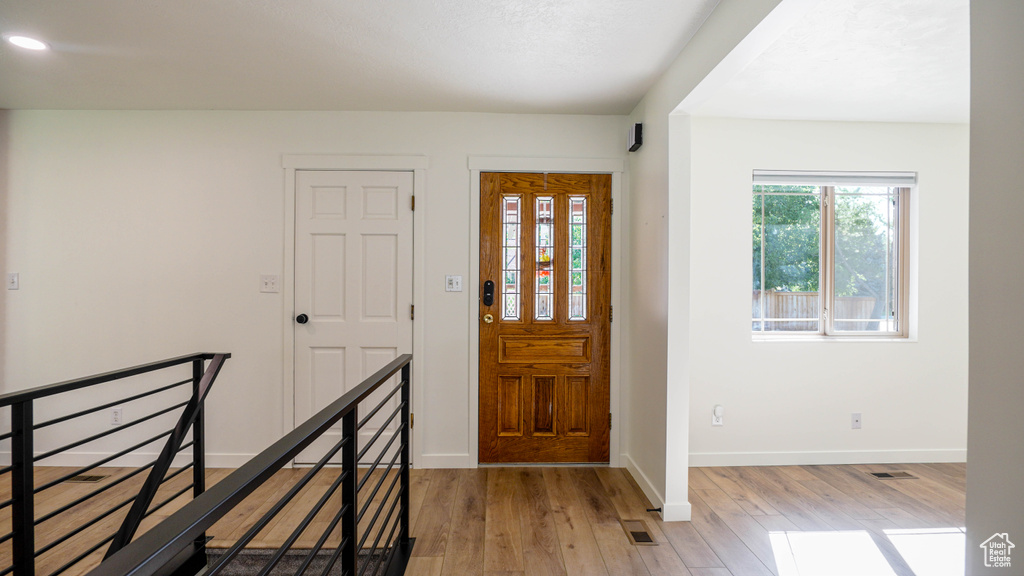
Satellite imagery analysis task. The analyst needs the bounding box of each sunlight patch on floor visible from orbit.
[771,531,897,576]
[885,527,965,576]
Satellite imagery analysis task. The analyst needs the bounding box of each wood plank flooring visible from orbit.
[405,464,966,576]
[1,463,966,576]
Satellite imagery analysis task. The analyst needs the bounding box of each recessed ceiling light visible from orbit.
[6,35,49,51]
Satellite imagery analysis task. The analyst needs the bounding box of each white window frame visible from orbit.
[752,170,913,338]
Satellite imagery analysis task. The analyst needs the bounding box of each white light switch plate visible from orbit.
[7,273,18,290]
[445,275,463,292]
[260,274,280,293]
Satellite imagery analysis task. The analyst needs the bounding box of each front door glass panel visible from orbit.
[535,196,554,321]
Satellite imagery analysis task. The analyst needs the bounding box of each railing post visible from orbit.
[11,401,35,576]
[400,363,411,545]
[341,409,358,574]
[192,358,206,551]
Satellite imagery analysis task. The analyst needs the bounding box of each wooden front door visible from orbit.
[479,172,611,463]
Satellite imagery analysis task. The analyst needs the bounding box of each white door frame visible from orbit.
[468,156,624,467]
[283,155,429,466]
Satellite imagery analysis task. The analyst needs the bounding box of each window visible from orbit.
[752,171,912,337]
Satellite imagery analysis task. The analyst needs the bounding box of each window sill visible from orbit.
[752,334,915,343]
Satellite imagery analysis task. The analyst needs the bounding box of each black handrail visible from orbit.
[88,353,414,576]
[0,353,224,406]
[0,352,231,576]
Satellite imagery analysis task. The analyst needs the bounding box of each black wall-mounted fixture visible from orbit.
[482,280,495,307]
[628,123,643,152]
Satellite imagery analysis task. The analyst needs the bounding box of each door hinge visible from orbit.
[609,305,613,323]
[410,304,415,320]
[609,413,613,430]
[610,198,614,215]
[411,195,415,211]
[411,413,414,429]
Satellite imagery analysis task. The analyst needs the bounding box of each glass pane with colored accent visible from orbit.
[535,196,554,321]
[568,197,587,320]
[502,196,521,320]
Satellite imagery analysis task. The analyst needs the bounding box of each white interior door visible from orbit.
[294,170,413,465]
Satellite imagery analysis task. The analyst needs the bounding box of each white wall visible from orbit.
[2,110,625,467]
[625,0,784,520]
[965,1,1024,573]
[688,117,969,466]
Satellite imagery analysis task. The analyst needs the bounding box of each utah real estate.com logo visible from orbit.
[980,533,1014,568]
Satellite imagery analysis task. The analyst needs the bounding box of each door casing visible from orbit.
[469,156,624,468]
[283,155,428,467]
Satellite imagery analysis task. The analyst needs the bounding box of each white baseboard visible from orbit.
[688,449,967,467]
[622,454,664,512]
[415,453,475,469]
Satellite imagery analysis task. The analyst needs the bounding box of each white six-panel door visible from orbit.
[294,170,413,464]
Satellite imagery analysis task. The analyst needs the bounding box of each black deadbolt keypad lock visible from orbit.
[483,280,495,307]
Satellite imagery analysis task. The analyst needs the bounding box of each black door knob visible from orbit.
[296,314,309,324]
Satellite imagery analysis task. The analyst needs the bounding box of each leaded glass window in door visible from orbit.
[535,196,554,321]
[568,196,587,320]
[502,196,521,320]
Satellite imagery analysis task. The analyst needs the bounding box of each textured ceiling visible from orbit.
[694,0,969,123]
[0,0,718,113]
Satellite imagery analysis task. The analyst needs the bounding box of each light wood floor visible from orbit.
[403,463,966,576]
[1,462,966,576]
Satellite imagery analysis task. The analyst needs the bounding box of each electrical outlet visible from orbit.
[111,407,123,426]
[260,274,280,293]
[7,273,19,290]
[712,405,724,426]
[852,412,862,429]
[445,275,463,292]
[712,414,723,426]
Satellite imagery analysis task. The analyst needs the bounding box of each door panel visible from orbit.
[295,170,412,465]
[479,172,611,463]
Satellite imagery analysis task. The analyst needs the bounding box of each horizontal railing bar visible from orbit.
[0,466,11,476]
[0,498,10,511]
[356,402,405,462]
[34,401,188,463]
[0,565,12,576]
[379,529,402,576]
[0,353,229,407]
[49,530,118,576]
[144,463,196,516]
[89,354,411,576]
[158,462,194,484]
[35,492,136,558]
[36,462,157,525]
[34,379,192,430]
[357,444,403,523]
[315,535,351,576]
[370,514,403,576]
[355,458,403,553]
[356,424,404,493]
[294,502,351,576]
[0,531,11,546]
[357,485,404,576]
[205,437,351,576]
[0,431,11,442]
[255,469,350,576]
[36,430,172,494]
[357,383,403,430]
[142,483,194,519]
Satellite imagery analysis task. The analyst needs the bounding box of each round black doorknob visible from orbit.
[296,314,309,324]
